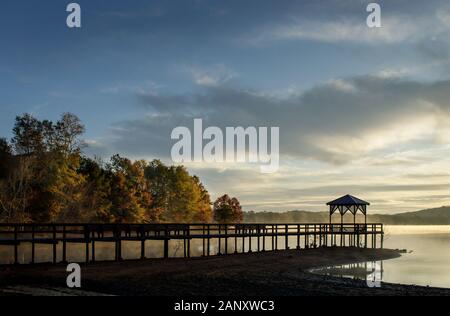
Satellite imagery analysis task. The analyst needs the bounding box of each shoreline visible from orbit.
[1,247,449,296]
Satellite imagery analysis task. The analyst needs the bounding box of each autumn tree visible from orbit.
[106,155,154,223]
[0,113,215,224]
[0,155,34,223]
[213,194,243,223]
[3,113,88,222]
[78,157,112,222]
[145,161,212,223]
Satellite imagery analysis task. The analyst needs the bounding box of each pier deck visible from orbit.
[0,223,383,265]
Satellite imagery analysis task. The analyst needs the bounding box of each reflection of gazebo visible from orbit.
[327,194,370,224]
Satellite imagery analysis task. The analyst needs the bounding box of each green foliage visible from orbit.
[0,113,216,224]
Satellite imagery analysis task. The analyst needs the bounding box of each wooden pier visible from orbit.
[0,223,383,265]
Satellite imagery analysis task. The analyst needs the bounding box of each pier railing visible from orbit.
[0,223,383,265]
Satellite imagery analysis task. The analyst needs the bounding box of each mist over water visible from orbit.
[381,226,450,288]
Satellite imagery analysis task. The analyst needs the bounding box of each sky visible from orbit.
[1,0,450,214]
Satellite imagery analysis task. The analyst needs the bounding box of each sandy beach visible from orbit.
[1,247,449,296]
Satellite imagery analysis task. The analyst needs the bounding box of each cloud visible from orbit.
[241,9,450,45]
[100,81,163,95]
[92,74,450,212]
[107,75,450,166]
[179,64,238,87]
[268,17,421,44]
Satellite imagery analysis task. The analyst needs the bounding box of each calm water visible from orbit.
[381,225,450,288]
[313,225,450,288]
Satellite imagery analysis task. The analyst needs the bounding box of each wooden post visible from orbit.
[115,226,122,261]
[52,225,57,264]
[234,225,238,254]
[248,226,252,253]
[304,225,308,249]
[207,225,211,256]
[257,225,260,252]
[164,225,169,259]
[242,227,245,253]
[313,224,317,248]
[217,225,222,255]
[224,225,228,255]
[285,224,289,250]
[364,223,368,248]
[85,226,90,264]
[14,225,18,265]
[271,225,275,251]
[31,225,35,264]
[275,225,278,250]
[91,239,96,263]
[141,231,146,260]
[319,225,322,247]
[296,224,300,250]
[203,225,206,256]
[187,226,191,258]
[62,225,67,263]
[262,225,266,251]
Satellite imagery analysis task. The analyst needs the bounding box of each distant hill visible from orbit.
[369,206,450,225]
[243,206,450,225]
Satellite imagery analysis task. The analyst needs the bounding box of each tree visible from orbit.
[7,113,88,222]
[213,194,243,223]
[78,157,112,222]
[0,156,34,223]
[107,155,151,223]
[52,113,85,154]
[145,160,212,223]
[192,176,213,222]
[11,114,45,155]
[0,138,12,179]
[1,113,214,224]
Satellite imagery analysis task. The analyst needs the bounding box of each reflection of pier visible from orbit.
[313,261,384,282]
[0,222,384,265]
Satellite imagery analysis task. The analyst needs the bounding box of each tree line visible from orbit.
[0,113,243,224]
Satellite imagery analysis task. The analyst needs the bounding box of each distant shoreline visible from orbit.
[1,247,449,296]
[244,206,450,225]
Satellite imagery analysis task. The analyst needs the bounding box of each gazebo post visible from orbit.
[340,206,343,246]
[364,208,368,248]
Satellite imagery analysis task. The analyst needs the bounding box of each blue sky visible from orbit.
[1,0,450,213]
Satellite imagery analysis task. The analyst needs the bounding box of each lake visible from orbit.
[312,225,450,289]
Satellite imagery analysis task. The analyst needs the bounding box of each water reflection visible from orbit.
[310,261,383,287]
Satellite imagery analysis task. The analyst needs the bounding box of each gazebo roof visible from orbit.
[326,194,370,206]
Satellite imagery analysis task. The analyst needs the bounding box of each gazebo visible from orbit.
[327,194,370,224]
